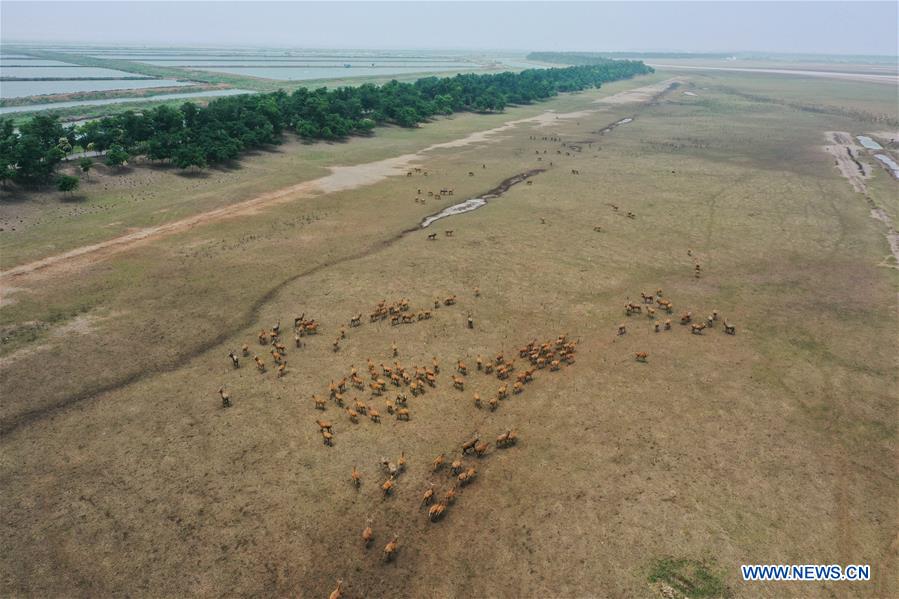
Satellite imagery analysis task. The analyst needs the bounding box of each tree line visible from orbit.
[0,61,653,189]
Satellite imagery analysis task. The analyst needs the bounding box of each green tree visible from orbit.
[56,174,79,197]
[105,145,130,168]
[79,157,94,177]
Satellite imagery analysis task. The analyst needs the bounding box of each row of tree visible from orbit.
[1,61,653,187]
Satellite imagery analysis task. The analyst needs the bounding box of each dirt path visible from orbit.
[0,79,679,292]
[648,64,899,85]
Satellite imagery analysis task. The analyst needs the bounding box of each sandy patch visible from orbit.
[823,131,870,194]
[593,78,684,104]
[647,64,899,85]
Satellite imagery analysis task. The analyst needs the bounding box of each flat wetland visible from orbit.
[0,68,897,598]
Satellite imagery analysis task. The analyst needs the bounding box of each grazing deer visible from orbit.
[484,363,494,375]
[680,311,692,324]
[322,430,333,446]
[228,351,239,369]
[445,230,454,237]
[218,387,231,408]
[313,395,326,410]
[316,419,332,432]
[277,362,287,378]
[385,399,395,415]
[398,452,406,472]
[384,536,399,561]
[462,437,479,454]
[452,376,465,391]
[369,407,380,422]
[362,520,374,547]
[428,502,447,522]
[691,323,706,335]
[254,356,266,372]
[476,355,483,371]
[354,399,367,415]
[351,466,361,487]
[550,359,561,371]
[451,459,463,475]
[467,314,474,329]
[665,319,672,330]
[444,295,456,306]
[241,344,250,357]
[346,408,359,423]
[396,408,410,421]
[427,233,437,241]
[496,430,518,447]
[382,477,395,496]
[647,307,656,319]
[488,397,498,411]
[712,310,719,321]
[329,579,343,599]
[421,484,435,506]
[497,384,508,399]
[457,360,468,375]
[459,467,477,486]
[635,352,648,362]
[432,453,446,472]
[444,485,457,504]
[654,322,661,333]
[258,330,268,345]
[473,392,482,408]
[724,320,736,335]
[512,381,524,394]
[474,442,489,457]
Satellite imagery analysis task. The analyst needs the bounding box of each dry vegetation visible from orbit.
[1,72,897,598]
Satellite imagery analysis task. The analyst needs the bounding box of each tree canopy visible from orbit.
[0,61,653,188]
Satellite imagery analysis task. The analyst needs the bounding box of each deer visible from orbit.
[444,295,456,306]
[724,320,736,335]
[459,467,477,486]
[228,351,239,369]
[219,387,231,408]
[258,330,268,345]
[277,362,287,378]
[396,408,410,421]
[691,323,706,335]
[398,452,407,472]
[457,360,468,375]
[351,466,361,487]
[322,430,333,446]
[329,579,344,599]
[428,502,447,522]
[346,408,359,423]
[473,392,482,408]
[488,397,498,411]
[362,520,374,547]
[462,437,479,454]
[635,352,648,362]
[665,318,672,330]
[497,384,508,399]
[474,441,490,457]
[432,453,446,472]
[382,477,395,496]
[445,230,454,237]
[512,381,524,394]
[369,407,381,423]
[444,485,457,504]
[680,311,692,324]
[241,344,250,357]
[427,233,437,241]
[496,430,517,447]
[421,483,435,506]
[254,356,266,372]
[316,419,333,432]
[384,535,399,561]
[452,376,465,391]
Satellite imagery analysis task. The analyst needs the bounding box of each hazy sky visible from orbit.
[2,1,897,55]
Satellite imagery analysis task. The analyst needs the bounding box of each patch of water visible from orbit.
[682,91,697,96]
[0,88,254,114]
[873,154,899,178]
[421,198,487,228]
[857,135,883,150]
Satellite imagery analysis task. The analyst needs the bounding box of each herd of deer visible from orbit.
[620,288,737,362]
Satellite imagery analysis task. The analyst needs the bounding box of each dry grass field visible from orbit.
[1,71,897,598]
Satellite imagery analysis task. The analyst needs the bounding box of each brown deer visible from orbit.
[444,485,457,504]
[362,520,374,547]
[228,351,239,369]
[635,352,648,362]
[396,408,410,421]
[241,344,250,357]
[254,356,266,372]
[474,441,489,457]
[724,320,736,335]
[428,502,446,521]
[219,387,231,408]
[691,323,706,335]
[384,535,399,561]
[421,483,435,506]
[462,437,479,454]
[496,430,518,447]
[382,477,395,496]
[452,376,465,391]
[432,453,446,472]
[329,579,344,599]
[351,466,361,487]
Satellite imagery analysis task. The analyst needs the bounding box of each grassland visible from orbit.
[1,69,897,598]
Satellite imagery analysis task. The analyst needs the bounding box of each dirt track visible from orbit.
[0,79,681,292]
